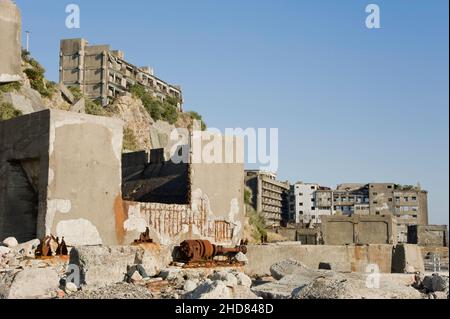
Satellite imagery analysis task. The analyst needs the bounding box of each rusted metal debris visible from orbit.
[179,239,247,264]
[35,235,68,257]
[134,227,153,244]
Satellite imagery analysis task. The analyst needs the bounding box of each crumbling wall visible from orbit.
[0,0,21,83]
[118,201,236,246]
[46,110,123,246]
[409,225,448,247]
[321,215,397,245]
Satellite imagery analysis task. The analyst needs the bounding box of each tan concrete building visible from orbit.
[245,170,289,227]
[0,0,21,83]
[59,38,183,108]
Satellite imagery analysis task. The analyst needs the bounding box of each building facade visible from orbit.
[245,170,289,227]
[287,181,429,243]
[0,0,21,83]
[288,182,333,226]
[59,38,183,108]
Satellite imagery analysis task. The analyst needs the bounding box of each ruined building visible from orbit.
[245,170,289,227]
[287,182,430,243]
[0,110,245,246]
[59,38,183,108]
[0,0,21,83]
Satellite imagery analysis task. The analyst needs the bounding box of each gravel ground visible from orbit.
[65,282,153,299]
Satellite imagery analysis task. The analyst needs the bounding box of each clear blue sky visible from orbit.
[15,0,449,225]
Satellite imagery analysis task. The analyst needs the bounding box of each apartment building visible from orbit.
[287,182,429,243]
[59,38,183,108]
[245,170,290,227]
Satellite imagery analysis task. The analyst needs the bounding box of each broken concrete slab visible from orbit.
[6,268,60,299]
[69,97,85,114]
[58,83,75,104]
[270,259,309,280]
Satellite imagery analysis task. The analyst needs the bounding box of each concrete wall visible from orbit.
[244,243,393,276]
[1,109,124,245]
[0,111,50,242]
[321,215,397,245]
[0,0,21,83]
[410,225,448,247]
[47,110,123,246]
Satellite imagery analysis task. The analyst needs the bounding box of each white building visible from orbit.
[288,182,334,226]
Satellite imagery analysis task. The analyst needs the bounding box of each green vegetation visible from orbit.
[0,102,22,121]
[123,128,140,151]
[0,82,22,93]
[68,86,83,100]
[130,83,179,124]
[85,98,107,116]
[244,186,267,242]
[187,111,207,131]
[23,53,56,98]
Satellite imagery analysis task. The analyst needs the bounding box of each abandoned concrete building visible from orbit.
[245,170,289,227]
[0,109,245,246]
[0,0,21,83]
[59,38,183,108]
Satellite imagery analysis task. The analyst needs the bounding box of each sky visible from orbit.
[14,0,449,225]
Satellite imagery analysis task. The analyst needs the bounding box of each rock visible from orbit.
[65,282,78,294]
[0,246,11,256]
[7,268,60,299]
[13,239,40,258]
[252,281,298,299]
[183,279,199,292]
[231,285,260,299]
[209,271,238,287]
[184,280,232,299]
[292,273,424,299]
[2,237,18,248]
[130,271,143,283]
[422,274,449,293]
[70,245,171,288]
[233,252,249,265]
[235,272,252,288]
[270,259,308,280]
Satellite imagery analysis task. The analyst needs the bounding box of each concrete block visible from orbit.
[7,268,60,299]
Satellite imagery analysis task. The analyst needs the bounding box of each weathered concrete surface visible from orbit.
[0,0,21,83]
[321,215,397,245]
[69,244,172,288]
[244,243,393,276]
[392,244,425,274]
[5,268,60,299]
[0,109,124,245]
[409,225,448,247]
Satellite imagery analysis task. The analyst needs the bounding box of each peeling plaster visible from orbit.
[56,218,102,246]
[228,198,242,244]
[45,199,71,235]
[123,204,147,233]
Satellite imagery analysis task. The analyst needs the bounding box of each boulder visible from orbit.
[235,272,252,288]
[65,282,78,295]
[270,259,309,280]
[233,252,249,265]
[183,279,199,292]
[2,237,18,248]
[292,273,424,299]
[7,268,60,299]
[184,280,232,299]
[13,239,40,258]
[0,246,11,256]
[209,271,238,287]
[422,274,449,293]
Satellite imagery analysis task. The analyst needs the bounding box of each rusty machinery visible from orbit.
[35,235,68,257]
[179,240,247,264]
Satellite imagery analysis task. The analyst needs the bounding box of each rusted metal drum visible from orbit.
[180,240,216,261]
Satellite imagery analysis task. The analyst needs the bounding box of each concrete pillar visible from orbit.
[0,0,22,83]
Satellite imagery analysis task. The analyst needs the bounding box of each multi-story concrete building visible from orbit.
[59,38,183,108]
[288,182,333,226]
[245,170,289,227]
[287,181,429,243]
[0,0,21,83]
